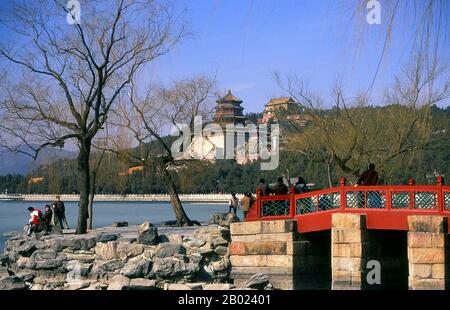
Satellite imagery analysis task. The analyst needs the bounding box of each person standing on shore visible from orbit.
[54,196,69,229]
[228,193,239,215]
[240,192,255,219]
[43,205,53,232]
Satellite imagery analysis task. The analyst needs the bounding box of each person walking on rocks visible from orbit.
[54,195,69,229]
[228,192,239,215]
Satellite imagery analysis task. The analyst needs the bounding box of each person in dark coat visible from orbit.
[228,193,239,215]
[256,178,271,196]
[54,195,69,229]
[357,163,379,186]
[272,177,288,195]
[294,177,309,194]
[43,204,53,232]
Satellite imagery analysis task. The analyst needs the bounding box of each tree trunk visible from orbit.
[326,163,333,188]
[76,139,91,234]
[157,162,192,226]
[87,170,96,230]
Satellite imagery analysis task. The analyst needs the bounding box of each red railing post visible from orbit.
[339,178,346,210]
[386,189,392,210]
[408,178,415,209]
[437,176,444,212]
[289,186,296,217]
[256,188,262,219]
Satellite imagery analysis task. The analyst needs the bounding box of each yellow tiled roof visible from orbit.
[266,97,295,106]
[218,90,242,103]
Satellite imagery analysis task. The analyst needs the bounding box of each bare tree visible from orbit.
[346,0,448,92]
[110,76,216,226]
[0,0,185,233]
[274,53,449,186]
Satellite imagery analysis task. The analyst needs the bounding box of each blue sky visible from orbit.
[0,0,448,112]
[149,0,449,112]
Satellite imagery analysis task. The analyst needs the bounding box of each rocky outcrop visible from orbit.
[210,213,240,227]
[0,276,27,290]
[1,219,273,290]
[137,222,158,245]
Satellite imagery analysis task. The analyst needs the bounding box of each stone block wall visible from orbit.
[407,215,449,290]
[331,213,367,290]
[229,220,330,289]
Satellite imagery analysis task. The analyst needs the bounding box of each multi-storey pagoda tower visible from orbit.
[214,90,246,126]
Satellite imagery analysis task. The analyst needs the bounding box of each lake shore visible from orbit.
[0,214,272,290]
[0,193,237,203]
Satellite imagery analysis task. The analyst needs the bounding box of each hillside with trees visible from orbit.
[1,105,448,195]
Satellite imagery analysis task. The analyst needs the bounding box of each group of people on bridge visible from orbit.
[27,196,69,236]
[227,163,380,217]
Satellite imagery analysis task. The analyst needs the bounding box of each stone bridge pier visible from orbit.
[229,214,449,290]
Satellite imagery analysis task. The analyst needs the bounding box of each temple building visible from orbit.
[214,90,246,126]
[260,97,308,125]
[183,90,259,164]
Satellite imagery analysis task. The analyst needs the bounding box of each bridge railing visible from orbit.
[246,176,450,222]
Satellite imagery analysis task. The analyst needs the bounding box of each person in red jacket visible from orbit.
[27,207,43,236]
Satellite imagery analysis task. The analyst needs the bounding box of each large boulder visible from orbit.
[154,243,186,259]
[210,213,240,227]
[208,234,229,248]
[129,278,158,290]
[65,252,96,263]
[27,250,66,270]
[5,239,25,254]
[192,225,230,241]
[120,257,152,278]
[117,242,144,260]
[65,260,93,277]
[167,234,183,244]
[91,259,124,275]
[17,240,37,257]
[94,241,117,260]
[137,222,158,245]
[182,236,207,248]
[0,276,27,290]
[78,237,97,250]
[151,257,199,279]
[42,236,96,252]
[96,234,118,243]
[107,275,130,290]
[241,273,270,289]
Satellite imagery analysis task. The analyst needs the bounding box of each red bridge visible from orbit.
[246,176,450,233]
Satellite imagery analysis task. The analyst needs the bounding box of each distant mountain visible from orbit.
[0,147,76,175]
